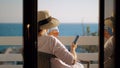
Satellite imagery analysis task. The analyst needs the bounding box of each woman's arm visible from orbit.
[50,36,76,65]
[70,43,77,64]
[104,36,114,62]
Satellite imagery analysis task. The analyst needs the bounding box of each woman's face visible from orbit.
[104,29,111,39]
[48,30,59,37]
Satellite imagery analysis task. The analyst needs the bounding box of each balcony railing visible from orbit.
[0,36,98,68]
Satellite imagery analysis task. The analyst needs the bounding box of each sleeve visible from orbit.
[104,36,114,62]
[49,36,75,65]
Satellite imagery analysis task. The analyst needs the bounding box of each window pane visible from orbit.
[0,0,23,67]
[38,0,99,68]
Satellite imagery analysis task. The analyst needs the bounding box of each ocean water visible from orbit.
[0,23,98,36]
[0,23,22,36]
[59,23,98,36]
[0,23,98,53]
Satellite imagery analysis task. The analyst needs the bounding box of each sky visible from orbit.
[0,0,99,23]
[0,0,23,23]
[38,0,99,23]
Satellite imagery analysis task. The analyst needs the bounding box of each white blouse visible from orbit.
[38,35,84,68]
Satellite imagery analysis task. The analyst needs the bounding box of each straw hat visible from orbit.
[37,10,59,30]
[104,16,114,35]
[104,16,114,29]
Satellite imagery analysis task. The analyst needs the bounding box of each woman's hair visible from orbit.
[38,24,42,33]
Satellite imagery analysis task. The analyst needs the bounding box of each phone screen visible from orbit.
[73,35,79,44]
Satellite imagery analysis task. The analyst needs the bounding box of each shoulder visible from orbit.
[38,35,55,39]
[107,36,114,43]
[47,35,58,41]
[39,35,60,42]
[49,36,62,44]
[104,36,114,48]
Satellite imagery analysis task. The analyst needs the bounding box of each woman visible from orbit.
[37,10,84,68]
[104,16,115,68]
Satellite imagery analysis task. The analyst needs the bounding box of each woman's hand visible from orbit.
[71,43,77,50]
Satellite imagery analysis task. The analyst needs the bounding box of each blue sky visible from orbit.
[38,0,99,23]
[0,0,99,23]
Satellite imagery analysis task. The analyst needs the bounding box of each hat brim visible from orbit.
[40,18,59,29]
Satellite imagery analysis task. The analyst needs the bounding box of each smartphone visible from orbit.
[73,35,79,44]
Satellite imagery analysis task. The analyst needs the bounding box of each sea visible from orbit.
[0,23,98,36]
[0,23,98,53]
